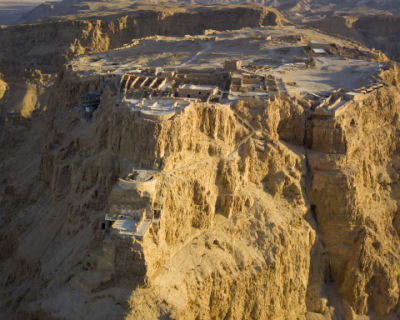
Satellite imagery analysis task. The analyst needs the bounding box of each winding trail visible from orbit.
[227,108,261,157]
[177,42,212,69]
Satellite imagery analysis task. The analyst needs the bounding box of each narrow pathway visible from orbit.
[227,129,260,158]
[231,108,257,131]
[177,42,212,69]
[276,78,287,95]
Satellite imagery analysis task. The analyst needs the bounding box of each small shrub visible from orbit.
[309,57,317,68]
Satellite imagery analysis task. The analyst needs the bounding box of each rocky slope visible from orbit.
[0,68,322,320]
[1,44,400,320]
[2,4,400,319]
[309,66,400,318]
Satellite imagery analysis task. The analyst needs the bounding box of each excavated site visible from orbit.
[2,3,400,320]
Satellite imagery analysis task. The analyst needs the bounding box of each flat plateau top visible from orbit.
[70,26,383,95]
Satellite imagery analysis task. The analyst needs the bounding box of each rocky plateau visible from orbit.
[1,2,400,320]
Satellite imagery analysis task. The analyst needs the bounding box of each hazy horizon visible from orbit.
[0,0,61,4]
[0,0,56,25]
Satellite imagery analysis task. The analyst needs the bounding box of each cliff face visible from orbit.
[2,27,400,320]
[0,66,316,319]
[90,84,321,319]
[311,16,357,39]
[0,6,286,78]
[309,73,400,317]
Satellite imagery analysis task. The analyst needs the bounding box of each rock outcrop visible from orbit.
[309,67,400,317]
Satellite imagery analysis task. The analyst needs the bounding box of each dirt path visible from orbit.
[276,78,287,95]
[177,42,212,69]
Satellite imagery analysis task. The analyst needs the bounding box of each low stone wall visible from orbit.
[140,110,175,121]
[117,176,157,192]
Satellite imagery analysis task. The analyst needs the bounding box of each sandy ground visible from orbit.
[71,26,380,95]
[278,58,382,95]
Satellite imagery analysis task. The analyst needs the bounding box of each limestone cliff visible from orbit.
[309,67,400,318]
[3,42,400,320]
[0,66,321,319]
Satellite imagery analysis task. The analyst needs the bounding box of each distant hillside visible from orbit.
[16,0,400,25]
[0,2,42,26]
[312,14,400,62]
[0,5,288,77]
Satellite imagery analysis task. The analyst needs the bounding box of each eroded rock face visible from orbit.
[310,67,400,317]
[96,103,245,171]
[2,58,400,320]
